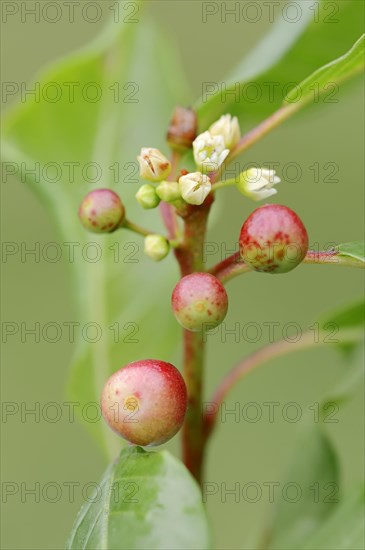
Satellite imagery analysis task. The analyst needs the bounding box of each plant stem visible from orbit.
[209,251,252,282]
[122,219,151,237]
[304,249,364,268]
[204,328,363,439]
[229,104,298,160]
[182,329,205,483]
[209,249,364,284]
[160,150,181,239]
[174,198,213,484]
[212,178,236,191]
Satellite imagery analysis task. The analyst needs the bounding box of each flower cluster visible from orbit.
[78,110,283,263]
[136,114,240,209]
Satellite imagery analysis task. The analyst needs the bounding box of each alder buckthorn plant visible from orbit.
[2,2,364,549]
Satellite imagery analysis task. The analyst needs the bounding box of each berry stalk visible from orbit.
[210,248,365,285]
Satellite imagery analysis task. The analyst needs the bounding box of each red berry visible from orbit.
[239,204,309,274]
[101,360,187,446]
[172,273,228,332]
[78,189,125,233]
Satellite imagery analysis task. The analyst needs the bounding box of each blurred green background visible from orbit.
[1,1,364,549]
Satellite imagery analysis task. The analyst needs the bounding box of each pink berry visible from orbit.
[78,189,125,233]
[172,273,228,332]
[239,204,309,274]
[101,360,187,446]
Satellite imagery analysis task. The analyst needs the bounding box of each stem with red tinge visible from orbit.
[209,249,364,284]
[174,198,213,484]
[204,328,363,439]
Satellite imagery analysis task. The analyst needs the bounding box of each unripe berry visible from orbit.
[172,273,228,332]
[239,204,309,274]
[101,360,187,446]
[78,189,125,233]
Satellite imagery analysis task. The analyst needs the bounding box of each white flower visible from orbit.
[137,148,171,182]
[237,168,281,201]
[179,172,212,205]
[209,114,240,149]
[193,131,229,173]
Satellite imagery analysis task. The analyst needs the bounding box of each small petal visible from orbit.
[193,131,230,172]
[236,167,281,201]
[137,148,171,182]
[179,172,212,205]
[248,188,278,201]
[209,114,241,149]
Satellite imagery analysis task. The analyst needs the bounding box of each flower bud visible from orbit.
[237,167,281,201]
[78,189,125,233]
[179,172,211,205]
[137,148,171,182]
[209,114,240,149]
[167,106,198,150]
[193,131,229,173]
[144,234,170,261]
[135,184,160,209]
[156,181,181,202]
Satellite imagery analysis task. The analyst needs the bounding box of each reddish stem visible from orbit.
[204,328,363,439]
[159,150,181,239]
[174,198,213,484]
[209,249,364,284]
[229,104,298,161]
[209,251,252,282]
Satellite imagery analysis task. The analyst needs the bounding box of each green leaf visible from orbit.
[269,427,339,549]
[284,34,364,104]
[66,446,211,550]
[195,0,317,125]
[196,0,364,127]
[336,241,365,265]
[300,486,365,550]
[1,8,189,455]
[314,300,364,437]
[318,299,364,332]
[317,298,365,355]
[268,299,364,549]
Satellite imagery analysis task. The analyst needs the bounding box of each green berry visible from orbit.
[239,204,309,273]
[171,272,228,332]
[78,189,125,233]
[101,359,187,446]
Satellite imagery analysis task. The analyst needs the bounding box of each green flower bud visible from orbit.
[156,181,181,202]
[144,234,170,261]
[135,184,160,209]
